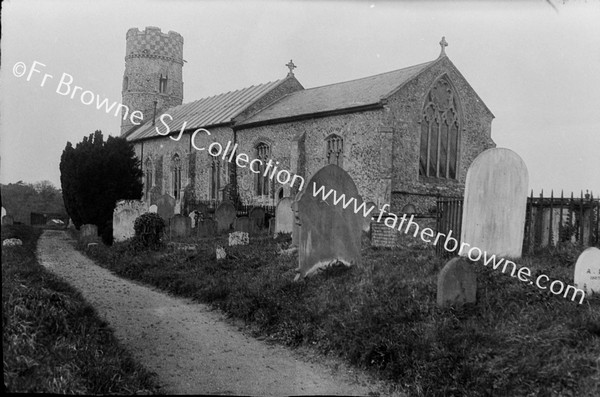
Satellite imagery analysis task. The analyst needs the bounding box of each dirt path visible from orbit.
[36,230,392,395]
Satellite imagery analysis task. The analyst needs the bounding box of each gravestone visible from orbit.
[149,204,158,213]
[275,197,294,235]
[268,217,276,237]
[215,201,236,232]
[190,203,209,222]
[297,164,363,279]
[154,194,176,222]
[229,231,249,246]
[1,207,6,219]
[460,148,529,258]
[574,247,600,297]
[437,257,477,307]
[170,214,191,238]
[216,246,226,260]
[2,215,14,225]
[196,219,217,238]
[249,207,266,230]
[80,224,98,242]
[401,203,416,214]
[3,238,23,247]
[189,211,199,228]
[234,216,252,234]
[113,200,146,242]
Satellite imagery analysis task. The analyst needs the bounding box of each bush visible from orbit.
[133,213,165,250]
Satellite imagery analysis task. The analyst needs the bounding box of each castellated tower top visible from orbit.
[125,26,184,65]
[121,26,184,136]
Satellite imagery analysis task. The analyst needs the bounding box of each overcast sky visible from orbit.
[1,0,599,196]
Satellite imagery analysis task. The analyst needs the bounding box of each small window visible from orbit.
[171,154,182,200]
[159,74,168,94]
[210,153,220,200]
[144,158,153,195]
[326,134,343,167]
[123,76,129,91]
[255,142,271,197]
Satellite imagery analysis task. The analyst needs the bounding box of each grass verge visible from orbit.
[81,233,600,396]
[2,225,160,394]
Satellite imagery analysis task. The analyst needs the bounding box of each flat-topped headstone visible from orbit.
[437,257,477,307]
[154,194,176,222]
[574,247,600,297]
[170,214,191,238]
[196,219,217,237]
[229,231,249,246]
[460,148,529,258]
[2,215,14,225]
[113,200,146,242]
[248,207,266,230]
[275,197,294,235]
[297,164,363,279]
[215,201,236,232]
[234,216,252,234]
[80,224,98,242]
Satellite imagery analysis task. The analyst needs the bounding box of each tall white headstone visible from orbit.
[460,148,529,258]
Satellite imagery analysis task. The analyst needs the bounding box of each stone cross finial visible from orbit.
[286,59,296,76]
[439,36,448,57]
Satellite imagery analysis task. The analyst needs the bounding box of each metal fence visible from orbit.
[435,196,464,257]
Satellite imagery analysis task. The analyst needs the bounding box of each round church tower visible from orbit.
[121,26,184,135]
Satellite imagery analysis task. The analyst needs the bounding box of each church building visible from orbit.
[122,27,495,214]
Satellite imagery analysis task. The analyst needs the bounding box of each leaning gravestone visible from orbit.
[574,247,600,297]
[297,164,363,279]
[113,200,146,242]
[170,214,191,238]
[437,257,477,307]
[248,207,266,231]
[215,201,236,232]
[275,197,294,235]
[2,215,14,225]
[460,148,529,258]
[234,216,252,234]
[154,194,176,222]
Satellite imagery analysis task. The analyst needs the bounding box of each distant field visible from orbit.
[2,225,160,394]
[79,231,600,396]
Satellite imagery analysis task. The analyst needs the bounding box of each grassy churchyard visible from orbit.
[2,225,160,394]
[78,229,600,396]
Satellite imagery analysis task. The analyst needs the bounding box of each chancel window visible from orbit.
[326,134,343,167]
[159,74,168,94]
[255,142,271,197]
[144,158,153,195]
[171,154,182,200]
[419,77,460,179]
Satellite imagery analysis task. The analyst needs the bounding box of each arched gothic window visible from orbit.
[326,134,343,167]
[159,73,168,94]
[209,147,221,200]
[171,154,182,200]
[255,142,271,197]
[419,77,460,179]
[144,158,153,195]
[123,76,129,91]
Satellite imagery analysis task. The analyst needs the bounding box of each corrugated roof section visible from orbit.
[238,60,436,126]
[127,79,282,141]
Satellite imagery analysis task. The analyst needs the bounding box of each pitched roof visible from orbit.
[126,79,283,141]
[237,60,436,127]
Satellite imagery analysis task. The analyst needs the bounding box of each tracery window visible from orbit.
[326,134,343,167]
[171,154,182,200]
[255,142,271,197]
[144,158,153,195]
[419,77,460,179]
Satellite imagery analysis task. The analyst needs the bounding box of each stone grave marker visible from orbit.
[170,214,191,238]
[215,201,236,232]
[275,197,294,235]
[154,194,176,222]
[460,148,529,258]
[297,164,363,279]
[249,207,266,231]
[149,204,158,213]
[234,216,252,234]
[196,219,217,238]
[80,224,98,242]
[189,211,199,228]
[190,203,209,221]
[437,257,477,307]
[216,246,226,260]
[2,215,14,225]
[268,217,276,237]
[113,200,146,242]
[574,247,600,297]
[1,207,6,219]
[229,231,249,246]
